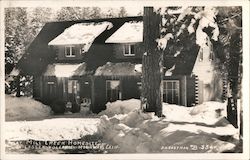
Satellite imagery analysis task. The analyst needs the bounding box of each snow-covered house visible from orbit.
[17,16,223,113]
[18,17,142,108]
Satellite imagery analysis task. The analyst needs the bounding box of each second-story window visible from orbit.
[65,46,76,57]
[123,44,135,56]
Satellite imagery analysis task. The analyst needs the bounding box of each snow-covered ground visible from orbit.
[5,118,100,141]
[4,95,241,153]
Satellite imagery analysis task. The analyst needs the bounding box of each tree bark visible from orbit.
[227,31,241,128]
[142,7,163,116]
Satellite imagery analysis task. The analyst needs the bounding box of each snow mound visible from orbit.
[98,99,140,117]
[97,99,239,153]
[163,101,227,125]
[5,95,52,121]
[99,99,228,126]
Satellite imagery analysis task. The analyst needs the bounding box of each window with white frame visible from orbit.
[65,46,76,57]
[162,80,180,104]
[123,44,135,56]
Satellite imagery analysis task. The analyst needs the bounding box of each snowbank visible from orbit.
[5,95,52,121]
[98,99,140,117]
[163,101,227,125]
[97,100,239,153]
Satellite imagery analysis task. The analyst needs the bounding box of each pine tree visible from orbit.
[118,7,127,17]
[5,7,28,74]
[141,6,225,116]
[28,7,53,43]
[89,7,102,19]
[56,7,83,21]
[214,7,242,129]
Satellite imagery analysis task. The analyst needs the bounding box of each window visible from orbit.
[123,44,135,56]
[65,46,76,57]
[68,80,80,103]
[199,48,203,61]
[68,80,79,94]
[106,80,121,102]
[163,80,180,104]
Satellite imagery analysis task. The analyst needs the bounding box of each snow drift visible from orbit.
[98,99,140,117]
[5,95,52,121]
[97,99,239,153]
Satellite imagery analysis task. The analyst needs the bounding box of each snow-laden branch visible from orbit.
[196,7,219,47]
[156,33,173,50]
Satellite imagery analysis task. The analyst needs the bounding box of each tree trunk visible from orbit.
[16,75,21,97]
[227,31,241,128]
[141,7,163,117]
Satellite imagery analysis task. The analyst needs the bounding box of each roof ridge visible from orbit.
[46,16,143,24]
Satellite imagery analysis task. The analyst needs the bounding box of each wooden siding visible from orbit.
[91,77,107,113]
[42,76,57,104]
[33,76,40,100]
[35,74,195,112]
[91,76,141,113]
[38,76,91,105]
[186,75,196,106]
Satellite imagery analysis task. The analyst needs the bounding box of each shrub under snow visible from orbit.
[5,95,52,121]
[97,99,239,153]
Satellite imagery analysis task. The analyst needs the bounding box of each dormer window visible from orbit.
[123,44,135,56]
[65,46,76,57]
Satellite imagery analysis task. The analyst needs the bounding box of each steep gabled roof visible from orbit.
[17,16,142,76]
[163,45,200,76]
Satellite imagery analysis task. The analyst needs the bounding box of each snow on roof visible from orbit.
[105,21,143,43]
[48,21,113,51]
[95,62,142,76]
[43,63,87,77]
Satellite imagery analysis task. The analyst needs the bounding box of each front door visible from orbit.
[68,80,80,104]
[106,80,121,102]
[163,80,180,105]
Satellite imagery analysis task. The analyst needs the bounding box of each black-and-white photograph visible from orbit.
[1,1,249,159]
